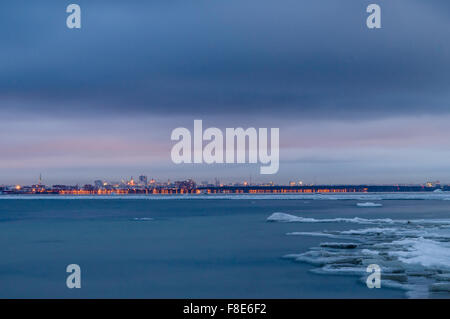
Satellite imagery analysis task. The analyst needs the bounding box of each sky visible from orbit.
[1,0,450,185]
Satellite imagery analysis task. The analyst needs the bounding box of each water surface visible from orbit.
[0,195,449,298]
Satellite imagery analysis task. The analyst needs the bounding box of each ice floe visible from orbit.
[267,212,395,224]
[269,213,450,298]
[387,237,450,269]
[286,231,343,239]
[430,283,450,292]
[356,202,383,207]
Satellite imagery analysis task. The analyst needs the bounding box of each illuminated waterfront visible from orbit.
[0,178,446,195]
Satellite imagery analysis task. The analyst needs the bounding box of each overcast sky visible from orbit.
[1,0,450,185]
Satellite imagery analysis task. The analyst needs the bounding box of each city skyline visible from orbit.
[1,1,450,184]
[0,173,444,189]
[1,173,445,196]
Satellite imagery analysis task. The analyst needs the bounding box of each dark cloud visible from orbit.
[1,0,449,121]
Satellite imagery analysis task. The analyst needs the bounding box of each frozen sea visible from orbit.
[0,193,449,298]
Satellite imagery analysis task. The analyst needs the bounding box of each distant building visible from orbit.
[175,179,196,190]
[139,175,148,186]
[94,180,103,188]
[83,184,95,191]
[426,181,441,188]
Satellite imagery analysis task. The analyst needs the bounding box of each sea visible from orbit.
[0,193,449,299]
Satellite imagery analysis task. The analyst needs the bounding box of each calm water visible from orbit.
[1,195,449,298]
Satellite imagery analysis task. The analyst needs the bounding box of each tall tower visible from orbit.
[38,173,42,186]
